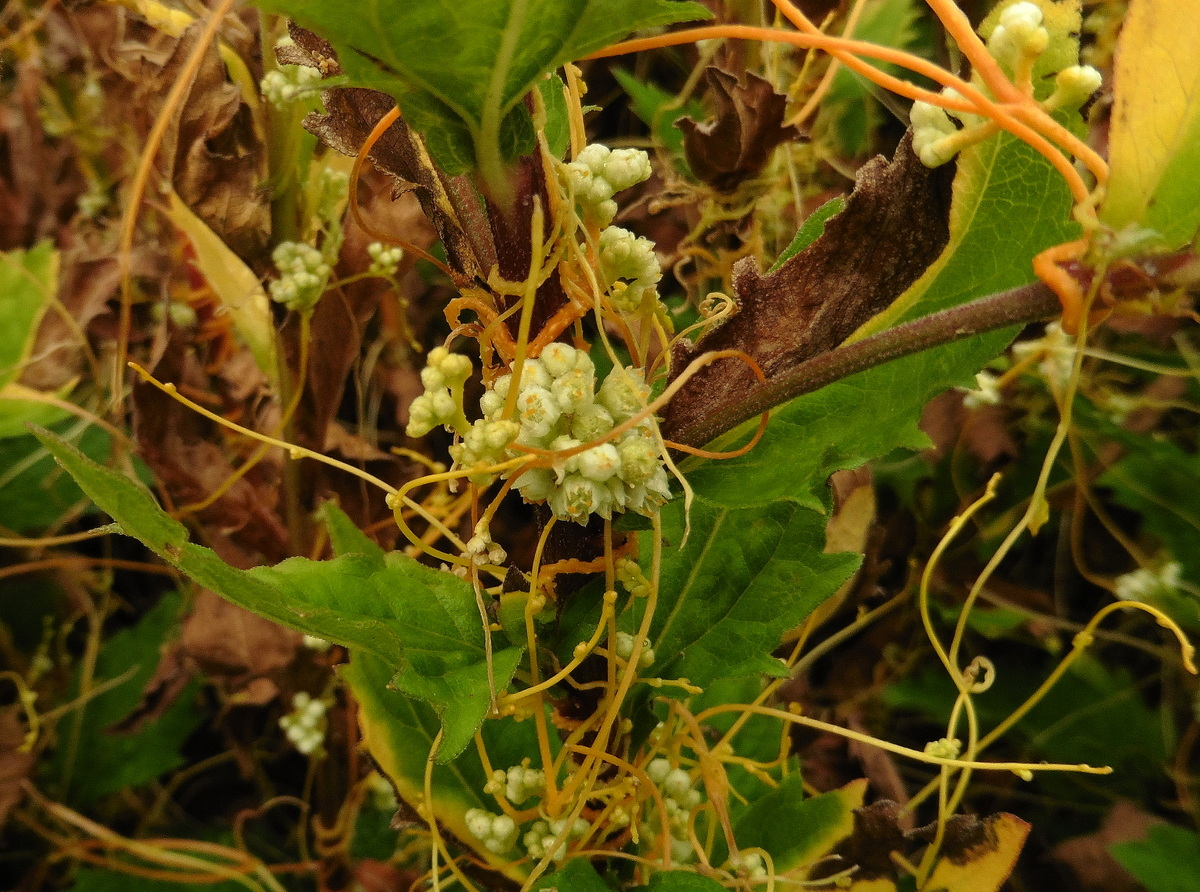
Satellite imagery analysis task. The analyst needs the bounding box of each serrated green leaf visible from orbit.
[344,650,541,883]
[53,592,204,805]
[1110,824,1200,892]
[725,776,865,874]
[320,500,387,565]
[393,647,524,759]
[629,497,860,689]
[1100,0,1200,248]
[34,427,520,757]
[251,0,710,177]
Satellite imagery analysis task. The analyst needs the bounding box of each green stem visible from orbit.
[670,282,1061,448]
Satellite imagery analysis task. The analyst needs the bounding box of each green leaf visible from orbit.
[693,92,1084,510]
[343,650,540,884]
[251,0,710,177]
[538,73,571,160]
[613,67,705,162]
[727,776,865,873]
[633,872,727,891]
[1110,824,1200,892]
[820,0,920,156]
[34,427,520,759]
[531,858,613,891]
[628,497,860,689]
[1100,0,1200,248]
[0,241,55,390]
[0,242,69,437]
[769,197,846,273]
[53,592,204,805]
[70,868,245,892]
[0,424,111,535]
[687,332,1011,510]
[320,500,386,565]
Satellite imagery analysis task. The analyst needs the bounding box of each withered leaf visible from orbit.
[157,23,269,257]
[292,23,494,282]
[0,706,35,829]
[180,589,301,701]
[662,133,954,444]
[133,332,290,563]
[678,67,803,192]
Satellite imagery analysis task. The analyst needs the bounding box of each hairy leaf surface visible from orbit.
[35,431,518,760]
[251,0,709,174]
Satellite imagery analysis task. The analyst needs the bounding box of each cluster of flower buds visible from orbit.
[367,241,403,277]
[484,760,548,806]
[468,344,672,522]
[269,242,331,313]
[464,808,520,854]
[614,631,655,669]
[1114,562,1182,603]
[565,144,653,227]
[911,2,1101,169]
[598,226,663,313]
[645,757,704,861]
[279,691,326,755]
[522,816,591,863]
[406,347,473,438]
[261,61,322,109]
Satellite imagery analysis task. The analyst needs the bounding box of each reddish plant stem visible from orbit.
[670,282,1061,448]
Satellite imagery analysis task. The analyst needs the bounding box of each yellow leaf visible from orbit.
[1100,0,1200,248]
[165,191,279,387]
[924,812,1030,892]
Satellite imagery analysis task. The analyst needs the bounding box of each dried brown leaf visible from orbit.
[678,68,803,191]
[662,134,955,442]
[0,707,34,829]
[181,589,300,699]
[132,333,289,563]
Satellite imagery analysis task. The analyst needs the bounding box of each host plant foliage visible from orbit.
[21,0,1200,890]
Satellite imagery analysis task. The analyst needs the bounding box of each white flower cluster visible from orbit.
[645,757,703,861]
[280,692,326,755]
[406,347,474,438]
[461,343,671,522]
[599,226,663,313]
[988,1,1049,67]
[1012,321,1074,389]
[910,98,964,168]
[484,761,548,806]
[261,64,323,109]
[367,241,403,277]
[523,816,591,862]
[1114,562,1182,603]
[912,2,1100,169]
[566,144,653,227]
[614,631,655,669]
[465,520,507,567]
[270,241,331,313]
[464,808,520,854]
[962,370,1002,408]
[728,852,768,882]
